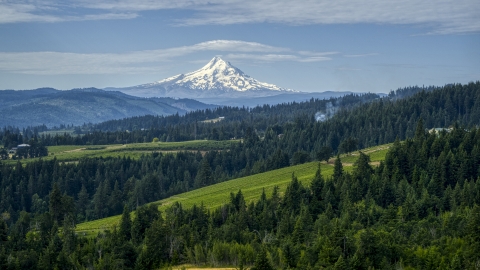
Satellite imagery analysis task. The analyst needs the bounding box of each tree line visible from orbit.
[0,81,479,268]
[12,82,480,156]
[0,82,479,226]
[1,124,479,269]
[0,132,48,160]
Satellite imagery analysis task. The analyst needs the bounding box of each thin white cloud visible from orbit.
[226,54,298,62]
[0,40,329,75]
[227,53,333,62]
[299,51,339,57]
[298,56,332,62]
[1,0,478,34]
[0,3,60,23]
[180,40,288,53]
[344,53,378,58]
[174,0,480,34]
[0,1,137,23]
[78,0,203,11]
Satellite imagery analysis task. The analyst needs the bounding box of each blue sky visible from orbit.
[0,0,478,93]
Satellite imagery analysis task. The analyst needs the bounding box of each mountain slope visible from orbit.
[108,57,296,99]
[0,88,215,128]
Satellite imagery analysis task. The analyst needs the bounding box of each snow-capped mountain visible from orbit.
[110,57,296,99]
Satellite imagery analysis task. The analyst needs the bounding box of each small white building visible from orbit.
[17,144,30,148]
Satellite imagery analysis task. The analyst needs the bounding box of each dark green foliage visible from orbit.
[339,137,358,154]
[1,127,479,269]
[466,205,480,262]
[291,150,311,165]
[310,164,325,217]
[194,158,213,188]
[119,205,132,241]
[131,204,160,245]
[333,155,343,180]
[142,218,168,268]
[316,146,333,162]
[251,248,274,270]
[49,183,63,224]
[0,217,8,243]
[0,82,480,269]
[282,174,306,215]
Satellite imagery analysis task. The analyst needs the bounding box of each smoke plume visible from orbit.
[315,101,337,122]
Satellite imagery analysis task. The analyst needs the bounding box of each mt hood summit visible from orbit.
[110,57,296,99]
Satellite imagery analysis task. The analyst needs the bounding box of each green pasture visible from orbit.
[158,162,338,211]
[3,140,238,165]
[337,144,391,164]
[201,117,225,123]
[75,143,390,236]
[38,129,76,136]
[76,161,332,236]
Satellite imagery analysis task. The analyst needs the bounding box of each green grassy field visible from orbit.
[338,143,392,164]
[3,140,238,165]
[201,117,225,123]
[38,129,76,136]
[75,144,390,236]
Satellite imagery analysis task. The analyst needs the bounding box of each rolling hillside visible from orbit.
[0,88,215,128]
[2,140,238,165]
[75,144,390,235]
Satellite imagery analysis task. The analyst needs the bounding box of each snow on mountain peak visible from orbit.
[144,57,294,94]
[203,56,232,70]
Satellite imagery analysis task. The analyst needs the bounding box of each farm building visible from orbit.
[8,144,30,154]
[17,144,31,148]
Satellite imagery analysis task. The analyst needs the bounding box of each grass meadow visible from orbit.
[75,143,389,236]
[3,140,238,165]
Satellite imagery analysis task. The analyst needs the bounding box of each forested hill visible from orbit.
[22,81,479,152]
[89,92,381,132]
[312,81,480,150]
[1,122,479,269]
[87,83,441,133]
[0,82,478,269]
[386,84,441,99]
[0,88,216,128]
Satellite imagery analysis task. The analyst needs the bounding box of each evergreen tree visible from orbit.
[119,205,132,241]
[333,255,347,270]
[310,163,325,217]
[49,182,63,224]
[333,156,343,180]
[317,146,333,162]
[467,204,480,262]
[0,218,7,243]
[76,185,89,222]
[251,248,273,270]
[414,118,425,145]
[194,158,213,188]
[141,218,168,269]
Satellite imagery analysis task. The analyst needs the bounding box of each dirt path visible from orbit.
[345,146,391,156]
[63,148,86,153]
[326,145,390,166]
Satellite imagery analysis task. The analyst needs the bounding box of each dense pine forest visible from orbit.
[3,83,479,151]
[0,81,479,269]
[1,124,479,269]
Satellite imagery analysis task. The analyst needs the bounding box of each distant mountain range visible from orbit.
[0,57,370,127]
[0,88,215,128]
[106,56,360,106]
